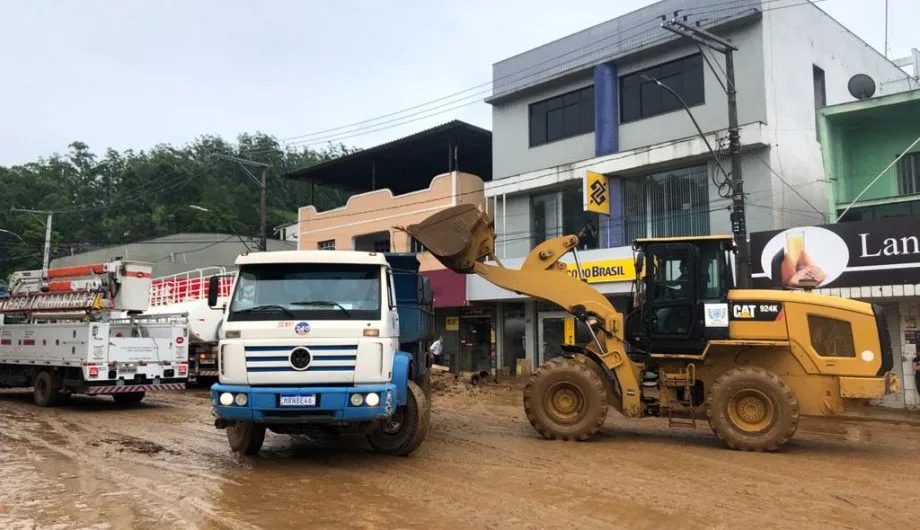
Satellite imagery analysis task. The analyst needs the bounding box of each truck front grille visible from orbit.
[244,345,358,373]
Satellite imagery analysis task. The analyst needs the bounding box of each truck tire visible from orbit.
[706,366,800,452]
[227,421,266,456]
[33,371,64,407]
[523,356,608,441]
[367,380,429,456]
[113,392,146,404]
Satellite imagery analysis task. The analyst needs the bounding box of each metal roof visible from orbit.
[282,120,492,196]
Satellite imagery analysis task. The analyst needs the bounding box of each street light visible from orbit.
[188,204,211,213]
[186,205,253,252]
[0,228,25,242]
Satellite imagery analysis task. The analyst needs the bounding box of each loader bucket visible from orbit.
[400,204,495,273]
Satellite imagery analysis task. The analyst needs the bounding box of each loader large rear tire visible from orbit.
[706,367,799,452]
[523,356,608,441]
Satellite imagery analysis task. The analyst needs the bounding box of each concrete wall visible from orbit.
[760,0,917,227]
[298,171,485,272]
[491,73,596,180]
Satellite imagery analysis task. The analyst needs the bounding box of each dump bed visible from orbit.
[384,253,434,349]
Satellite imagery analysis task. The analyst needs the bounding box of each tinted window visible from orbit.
[529,86,595,147]
[620,54,705,122]
[228,263,381,321]
[808,315,856,358]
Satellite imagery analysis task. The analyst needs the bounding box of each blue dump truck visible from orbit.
[207,250,434,456]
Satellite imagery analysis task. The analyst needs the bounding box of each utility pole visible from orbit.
[10,208,54,274]
[663,18,751,288]
[211,154,270,252]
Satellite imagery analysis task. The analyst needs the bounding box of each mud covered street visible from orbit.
[1,383,919,530]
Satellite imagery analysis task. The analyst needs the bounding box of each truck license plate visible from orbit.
[120,365,137,374]
[279,394,316,407]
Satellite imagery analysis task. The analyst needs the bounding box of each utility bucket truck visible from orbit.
[0,260,190,406]
[208,250,433,456]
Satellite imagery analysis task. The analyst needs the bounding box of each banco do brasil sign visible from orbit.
[564,258,636,283]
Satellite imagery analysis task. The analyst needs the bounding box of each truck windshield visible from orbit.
[227,263,382,322]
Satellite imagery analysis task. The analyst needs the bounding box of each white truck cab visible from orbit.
[209,250,429,456]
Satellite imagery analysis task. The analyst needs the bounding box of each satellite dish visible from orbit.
[847,74,876,100]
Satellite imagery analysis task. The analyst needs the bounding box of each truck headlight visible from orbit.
[219,392,234,406]
[350,393,364,406]
[365,392,380,407]
[234,393,248,406]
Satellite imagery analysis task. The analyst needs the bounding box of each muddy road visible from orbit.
[1,382,918,530]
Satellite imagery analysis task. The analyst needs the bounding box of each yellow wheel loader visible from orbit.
[402,204,901,452]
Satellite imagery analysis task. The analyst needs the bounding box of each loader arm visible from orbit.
[399,204,644,417]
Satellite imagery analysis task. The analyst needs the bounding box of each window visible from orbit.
[813,65,826,141]
[373,239,390,252]
[410,238,427,253]
[531,183,599,249]
[624,164,710,241]
[650,247,692,302]
[808,315,855,358]
[317,239,335,250]
[620,54,704,122]
[227,263,381,322]
[898,152,920,195]
[529,85,595,147]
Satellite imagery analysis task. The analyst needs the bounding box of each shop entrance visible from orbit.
[537,311,592,365]
[460,314,493,373]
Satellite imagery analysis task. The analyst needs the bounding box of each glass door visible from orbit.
[538,312,593,364]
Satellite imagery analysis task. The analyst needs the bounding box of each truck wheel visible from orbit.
[33,371,63,407]
[367,380,429,456]
[523,356,608,441]
[706,367,800,452]
[113,392,146,404]
[227,421,266,456]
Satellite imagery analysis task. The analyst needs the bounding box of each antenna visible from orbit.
[847,74,876,100]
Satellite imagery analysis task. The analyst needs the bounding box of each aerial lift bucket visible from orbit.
[399,204,496,273]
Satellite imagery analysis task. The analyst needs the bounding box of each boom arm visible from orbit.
[399,204,644,416]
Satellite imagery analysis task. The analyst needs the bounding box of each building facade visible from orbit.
[471,0,918,377]
[286,121,494,373]
[759,87,920,410]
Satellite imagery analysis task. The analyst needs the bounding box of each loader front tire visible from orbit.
[523,356,608,441]
[706,367,799,452]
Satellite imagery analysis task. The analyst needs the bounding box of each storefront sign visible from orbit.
[564,258,636,283]
[750,216,920,289]
[583,170,610,215]
[445,316,459,331]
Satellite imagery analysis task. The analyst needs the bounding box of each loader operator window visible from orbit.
[227,263,382,322]
[807,315,856,358]
[651,252,692,301]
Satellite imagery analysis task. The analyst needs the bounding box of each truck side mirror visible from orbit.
[208,276,219,308]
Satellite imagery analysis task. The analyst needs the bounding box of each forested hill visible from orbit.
[0,133,355,278]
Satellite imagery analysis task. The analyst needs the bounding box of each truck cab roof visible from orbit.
[234,250,390,267]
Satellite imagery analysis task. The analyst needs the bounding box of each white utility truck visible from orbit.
[146,267,233,384]
[208,250,432,456]
[0,260,190,405]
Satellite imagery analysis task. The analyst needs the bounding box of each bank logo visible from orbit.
[294,321,311,336]
[584,170,610,215]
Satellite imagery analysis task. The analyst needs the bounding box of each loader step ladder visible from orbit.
[0,291,105,313]
[661,364,698,429]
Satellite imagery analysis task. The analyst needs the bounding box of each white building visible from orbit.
[471,0,918,376]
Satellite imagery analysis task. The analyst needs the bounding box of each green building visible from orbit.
[819,88,920,221]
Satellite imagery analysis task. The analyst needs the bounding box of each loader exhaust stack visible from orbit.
[399,204,497,273]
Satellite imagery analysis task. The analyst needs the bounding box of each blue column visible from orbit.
[599,176,625,248]
[594,63,619,157]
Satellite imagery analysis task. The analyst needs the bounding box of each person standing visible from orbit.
[913,352,920,402]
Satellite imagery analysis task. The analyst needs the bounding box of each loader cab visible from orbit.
[627,236,735,356]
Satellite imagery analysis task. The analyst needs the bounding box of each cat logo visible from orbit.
[730,302,784,322]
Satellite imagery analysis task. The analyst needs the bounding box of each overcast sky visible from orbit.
[1,0,916,166]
